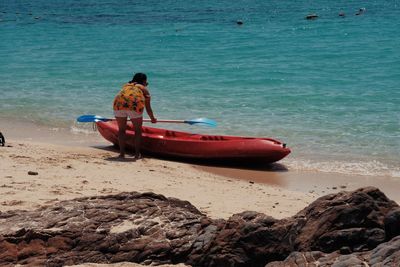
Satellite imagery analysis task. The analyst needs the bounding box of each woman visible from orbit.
[113,73,157,159]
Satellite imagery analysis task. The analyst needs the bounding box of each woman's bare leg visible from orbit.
[131,117,143,159]
[116,116,127,158]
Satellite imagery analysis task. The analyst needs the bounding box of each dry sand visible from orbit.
[0,138,315,219]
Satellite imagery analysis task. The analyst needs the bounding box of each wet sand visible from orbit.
[197,164,400,203]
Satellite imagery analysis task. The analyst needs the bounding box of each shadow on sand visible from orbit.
[104,156,137,162]
[93,145,289,173]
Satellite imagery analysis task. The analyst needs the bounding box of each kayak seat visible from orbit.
[200,136,224,141]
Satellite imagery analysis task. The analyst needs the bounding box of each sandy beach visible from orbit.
[0,137,314,220]
[1,120,399,221]
[1,137,304,217]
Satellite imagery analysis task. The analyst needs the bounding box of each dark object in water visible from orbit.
[306,13,318,20]
[236,20,243,25]
[0,132,5,146]
[356,7,366,15]
[339,11,346,17]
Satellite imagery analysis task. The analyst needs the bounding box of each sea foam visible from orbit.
[285,159,400,178]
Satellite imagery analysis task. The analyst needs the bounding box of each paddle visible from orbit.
[76,115,217,127]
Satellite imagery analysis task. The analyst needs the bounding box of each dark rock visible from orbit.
[190,187,398,267]
[266,236,400,266]
[339,246,352,254]
[0,187,398,267]
[369,235,400,265]
[0,191,206,266]
[287,187,397,252]
[384,207,400,240]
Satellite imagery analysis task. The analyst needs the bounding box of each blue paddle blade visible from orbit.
[184,118,217,127]
[77,115,110,123]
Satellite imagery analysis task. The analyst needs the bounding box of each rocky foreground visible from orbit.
[0,187,399,267]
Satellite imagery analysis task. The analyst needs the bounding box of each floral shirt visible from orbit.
[113,83,146,113]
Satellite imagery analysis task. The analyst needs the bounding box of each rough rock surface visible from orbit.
[0,187,399,267]
[190,187,399,267]
[266,235,400,267]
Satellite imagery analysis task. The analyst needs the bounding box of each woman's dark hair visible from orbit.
[130,73,147,85]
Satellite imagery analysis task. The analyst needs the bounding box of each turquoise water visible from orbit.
[1,1,399,176]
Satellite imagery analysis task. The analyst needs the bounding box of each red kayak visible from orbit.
[96,121,291,163]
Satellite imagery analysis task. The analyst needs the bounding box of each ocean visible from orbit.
[1,0,399,177]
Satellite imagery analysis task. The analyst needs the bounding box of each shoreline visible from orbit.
[197,164,400,203]
[0,117,105,147]
[1,119,399,216]
[2,117,399,178]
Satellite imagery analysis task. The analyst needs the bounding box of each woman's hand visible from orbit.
[151,117,157,123]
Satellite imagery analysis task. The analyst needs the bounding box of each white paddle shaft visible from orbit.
[143,119,185,123]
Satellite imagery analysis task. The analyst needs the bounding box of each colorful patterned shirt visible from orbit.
[113,83,146,113]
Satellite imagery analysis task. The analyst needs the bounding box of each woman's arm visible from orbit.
[142,88,157,123]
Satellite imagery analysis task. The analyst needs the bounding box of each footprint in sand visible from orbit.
[9,154,31,159]
[50,190,63,195]
[42,198,59,204]
[100,188,115,194]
